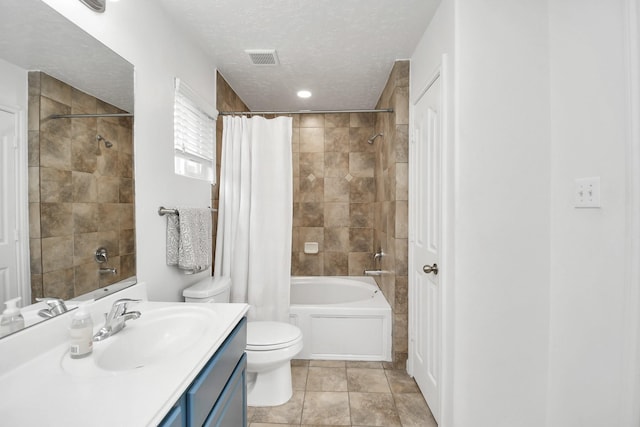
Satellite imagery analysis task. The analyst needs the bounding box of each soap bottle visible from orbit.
[0,297,25,337]
[69,300,94,359]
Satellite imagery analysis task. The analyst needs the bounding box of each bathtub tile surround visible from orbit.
[374,61,410,369]
[28,72,135,301]
[247,359,436,427]
[293,112,377,275]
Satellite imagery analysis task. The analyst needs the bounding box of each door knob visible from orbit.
[423,263,438,275]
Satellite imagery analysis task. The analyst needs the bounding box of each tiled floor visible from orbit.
[247,360,438,427]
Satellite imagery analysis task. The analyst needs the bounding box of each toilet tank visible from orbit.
[183,276,231,303]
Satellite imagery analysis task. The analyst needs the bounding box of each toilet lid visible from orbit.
[246,321,302,351]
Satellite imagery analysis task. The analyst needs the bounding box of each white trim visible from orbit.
[623,0,640,424]
[414,70,442,105]
[439,53,455,427]
[174,77,218,120]
[16,108,29,305]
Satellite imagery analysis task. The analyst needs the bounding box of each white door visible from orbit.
[0,109,20,308]
[409,73,442,422]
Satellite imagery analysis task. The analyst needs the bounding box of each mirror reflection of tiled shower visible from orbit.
[27,72,136,302]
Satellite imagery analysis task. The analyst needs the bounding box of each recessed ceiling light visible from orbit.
[297,90,312,99]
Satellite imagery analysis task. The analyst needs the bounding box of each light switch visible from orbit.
[574,177,601,208]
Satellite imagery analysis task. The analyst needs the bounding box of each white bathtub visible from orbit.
[289,276,392,361]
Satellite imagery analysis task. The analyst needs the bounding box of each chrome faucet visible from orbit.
[36,297,69,319]
[99,267,117,275]
[93,298,141,342]
[364,249,384,276]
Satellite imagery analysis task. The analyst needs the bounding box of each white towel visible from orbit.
[166,207,212,273]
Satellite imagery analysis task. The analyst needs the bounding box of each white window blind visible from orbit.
[174,78,218,183]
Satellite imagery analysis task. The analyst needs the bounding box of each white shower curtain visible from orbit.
[214,115,293,322]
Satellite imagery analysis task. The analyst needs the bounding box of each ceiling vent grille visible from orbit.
[245,49,279,66]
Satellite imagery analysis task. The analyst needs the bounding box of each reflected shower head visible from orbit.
[367,132,384,144]
[96,135,113,148]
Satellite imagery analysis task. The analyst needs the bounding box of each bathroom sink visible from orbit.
[93,305,219,371]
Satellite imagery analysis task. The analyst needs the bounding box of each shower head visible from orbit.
[367,132,384,144]
[96,135,113,148]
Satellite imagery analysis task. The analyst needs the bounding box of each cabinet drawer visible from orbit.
[203,353,247,427]
[186,318,246,427]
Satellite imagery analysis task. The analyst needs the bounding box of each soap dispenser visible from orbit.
[69,300,94,359]
[0,297,25,337]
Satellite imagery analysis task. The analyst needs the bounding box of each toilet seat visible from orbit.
[246,321,302,351]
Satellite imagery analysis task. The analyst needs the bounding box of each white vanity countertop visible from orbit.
[0,300,249,427]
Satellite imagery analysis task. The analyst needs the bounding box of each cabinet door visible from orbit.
[203,354,247,427]
[159,398,185,427]
[187,318,247,427]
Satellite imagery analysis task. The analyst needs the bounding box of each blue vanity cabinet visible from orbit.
[158,317,247,427]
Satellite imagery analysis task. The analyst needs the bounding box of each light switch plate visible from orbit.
[574,177,601,208]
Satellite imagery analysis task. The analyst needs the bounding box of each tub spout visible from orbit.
[364,269,383,276]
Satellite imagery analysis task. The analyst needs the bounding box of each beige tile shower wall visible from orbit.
[213,73,377,277]
[28,72,135,302]
[292,112,376,276]
[374,61,410,369]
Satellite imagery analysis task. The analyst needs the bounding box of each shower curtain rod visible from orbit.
[219,108,394,116]
[48,113,133,119]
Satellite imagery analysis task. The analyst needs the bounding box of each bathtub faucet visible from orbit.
[373,249,384,268]
[365,249,384,276]
[364,269,383,276]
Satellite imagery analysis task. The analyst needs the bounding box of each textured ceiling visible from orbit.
[157,0,440,111]
[0,0,134,112]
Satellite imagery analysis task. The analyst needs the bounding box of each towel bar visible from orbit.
[158,206,217,216]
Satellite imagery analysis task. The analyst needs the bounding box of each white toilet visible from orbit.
[183,276,303,407]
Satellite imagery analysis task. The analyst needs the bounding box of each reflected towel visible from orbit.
[166,207,212,273]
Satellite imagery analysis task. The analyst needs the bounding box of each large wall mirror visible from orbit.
[0,0,135,335]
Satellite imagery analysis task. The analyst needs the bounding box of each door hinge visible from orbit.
[13,229,19,242]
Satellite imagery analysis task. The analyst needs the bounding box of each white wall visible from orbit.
[412,0,552,425]
[0,59,27,108]
[42,0,217,301]
[547,1,633,425]
[412,0,638,426]
[453,1,551,425]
